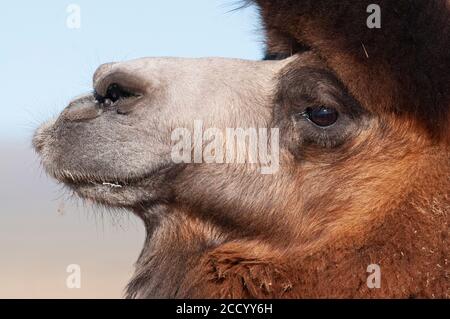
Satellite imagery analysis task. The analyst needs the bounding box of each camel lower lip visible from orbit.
[72,180,157,208]
[57,162,174,189]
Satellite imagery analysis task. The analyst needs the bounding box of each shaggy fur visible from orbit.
[34,0,449,298]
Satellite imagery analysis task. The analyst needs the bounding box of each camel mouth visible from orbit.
[47,163,176,209]
[60,174,140,189]
[33,121,177,209]
[64,178,127,191]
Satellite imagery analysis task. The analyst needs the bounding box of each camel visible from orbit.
[33,0,449,298]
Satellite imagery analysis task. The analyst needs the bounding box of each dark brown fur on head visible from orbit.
[256,0,450,138]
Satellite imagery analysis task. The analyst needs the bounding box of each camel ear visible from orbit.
[254,0,450,138]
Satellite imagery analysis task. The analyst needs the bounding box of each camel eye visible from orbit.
[306,106,338,127]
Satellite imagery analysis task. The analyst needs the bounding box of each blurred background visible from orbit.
[0,0,261,298]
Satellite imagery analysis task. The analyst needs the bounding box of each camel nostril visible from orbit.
[94,83,135,107]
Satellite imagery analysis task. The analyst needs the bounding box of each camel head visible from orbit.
[33,0,449,298]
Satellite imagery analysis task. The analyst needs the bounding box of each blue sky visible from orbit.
[0,1,262,140]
